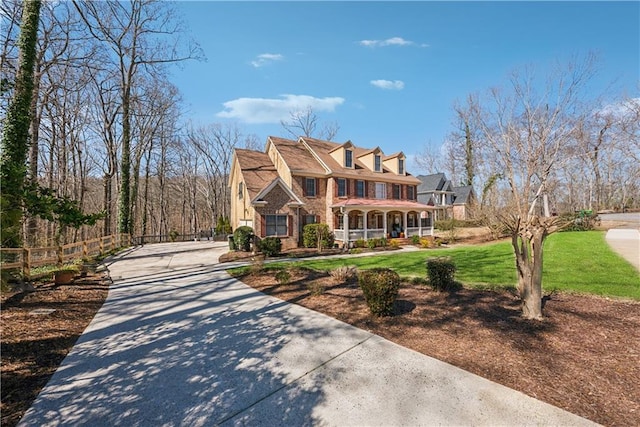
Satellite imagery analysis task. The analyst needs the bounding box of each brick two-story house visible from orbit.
[229,136,435,249]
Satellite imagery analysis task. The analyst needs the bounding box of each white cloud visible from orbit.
[358,37,428,48]
[370,79,405,90]
[251,53,284,68]
[216,94,345,124]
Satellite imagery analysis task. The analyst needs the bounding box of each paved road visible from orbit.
[19,242,597,426]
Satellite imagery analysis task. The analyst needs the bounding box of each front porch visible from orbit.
[330,199,435,245]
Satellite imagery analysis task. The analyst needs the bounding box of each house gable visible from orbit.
[252,177,304,208]
[383,151,406,176]
[357,146,384,173]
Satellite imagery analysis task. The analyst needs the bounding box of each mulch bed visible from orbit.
[2,241,638,427]
[236,267,640,427]
[1,272,110,427]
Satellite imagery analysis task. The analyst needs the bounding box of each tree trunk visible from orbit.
[511,224,546,320]
[0,0,42,248]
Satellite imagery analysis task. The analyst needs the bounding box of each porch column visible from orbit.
[343,210,349,248]
[362,210,368,240]
[382,211,388,238]
[403,211,408,237]
[418,211,423,237]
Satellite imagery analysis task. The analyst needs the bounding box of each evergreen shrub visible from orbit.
[358,268,400,316]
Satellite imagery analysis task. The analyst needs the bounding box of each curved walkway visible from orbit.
[19,241,597,426]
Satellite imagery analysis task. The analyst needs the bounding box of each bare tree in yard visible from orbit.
[73,0,201,235]
[281,106,340,141]
[187,123,258,225]
[471,57,597,319]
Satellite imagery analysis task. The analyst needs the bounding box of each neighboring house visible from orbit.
[416,173,475,221]
[229,136,435,249]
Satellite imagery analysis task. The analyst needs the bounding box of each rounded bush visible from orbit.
[426,257,457,291]
[358,268,400,316]
[259,236,281,257]
[302,223,334,249]
[233,226,254,252]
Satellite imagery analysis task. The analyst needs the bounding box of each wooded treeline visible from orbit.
[1,0,259,247]
[415,62,640,215]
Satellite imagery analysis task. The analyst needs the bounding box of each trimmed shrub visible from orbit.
[379,237,388,247]
[367,238,377,249]
[426,257,457,291]
[358,268,400,316]
[389,239,400,248]
[233,226,254,251]
[410,235,420,245]
[354,238,366,248]
[275,269,291,285]
[259,236,281,257]
[302,223,335,249]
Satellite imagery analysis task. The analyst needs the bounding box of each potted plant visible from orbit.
[54,268,77,285]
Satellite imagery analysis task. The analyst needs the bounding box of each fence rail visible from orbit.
[1,233,130,279]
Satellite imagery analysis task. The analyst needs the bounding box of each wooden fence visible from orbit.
[0,233,130,279]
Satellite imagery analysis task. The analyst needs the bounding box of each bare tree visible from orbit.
[472,56,597,319]
[281,106,339,141]
[73,0,201,234]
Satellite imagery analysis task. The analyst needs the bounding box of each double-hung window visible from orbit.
[407,185,415,200]
[337,178,347,197]
[305,177,316,197]
[345,149,353,168]
[356,180,365,197]
[398,159,404,175]
[375,182,386,199]
[374,155,382,172]
[265,214,288,236]
[392,184,401,200]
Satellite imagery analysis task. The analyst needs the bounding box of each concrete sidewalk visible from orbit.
[605,228,640,272]
[19,241,597,426]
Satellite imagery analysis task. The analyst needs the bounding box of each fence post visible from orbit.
[23,248,31,280]
[111,234,115,251]
[83,241,88,259]
[57,245,63,266]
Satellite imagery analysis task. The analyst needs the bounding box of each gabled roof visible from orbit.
[416,173,446,192]
[234,149,278,201]
[452,185,474,205]
[267,136,326,174]
[252,177,304,207]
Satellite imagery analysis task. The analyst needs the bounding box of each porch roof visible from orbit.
[330,198,435,211]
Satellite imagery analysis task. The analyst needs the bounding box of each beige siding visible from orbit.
[267,143,293,187]
[229,160,254,231]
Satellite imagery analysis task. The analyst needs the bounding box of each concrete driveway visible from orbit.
[19,241,597,426]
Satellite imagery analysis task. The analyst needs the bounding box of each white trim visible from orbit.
[251,177,305,207]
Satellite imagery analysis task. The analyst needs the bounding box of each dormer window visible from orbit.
[345,149,353,168]
[398,158,404,175]
[374,154,381,172]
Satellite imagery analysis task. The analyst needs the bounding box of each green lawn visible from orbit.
[244,231,639,300]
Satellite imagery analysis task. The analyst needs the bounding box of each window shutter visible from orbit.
[260,215,266,237]
[288,215,293,237]
[302,178,307,197]
[365,181,368,198]
[315,178,318,197]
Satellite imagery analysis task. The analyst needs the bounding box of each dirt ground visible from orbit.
[1,272,110,427]
[236,268,640,427]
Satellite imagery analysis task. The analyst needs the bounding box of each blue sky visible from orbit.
[171,1,639,169]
